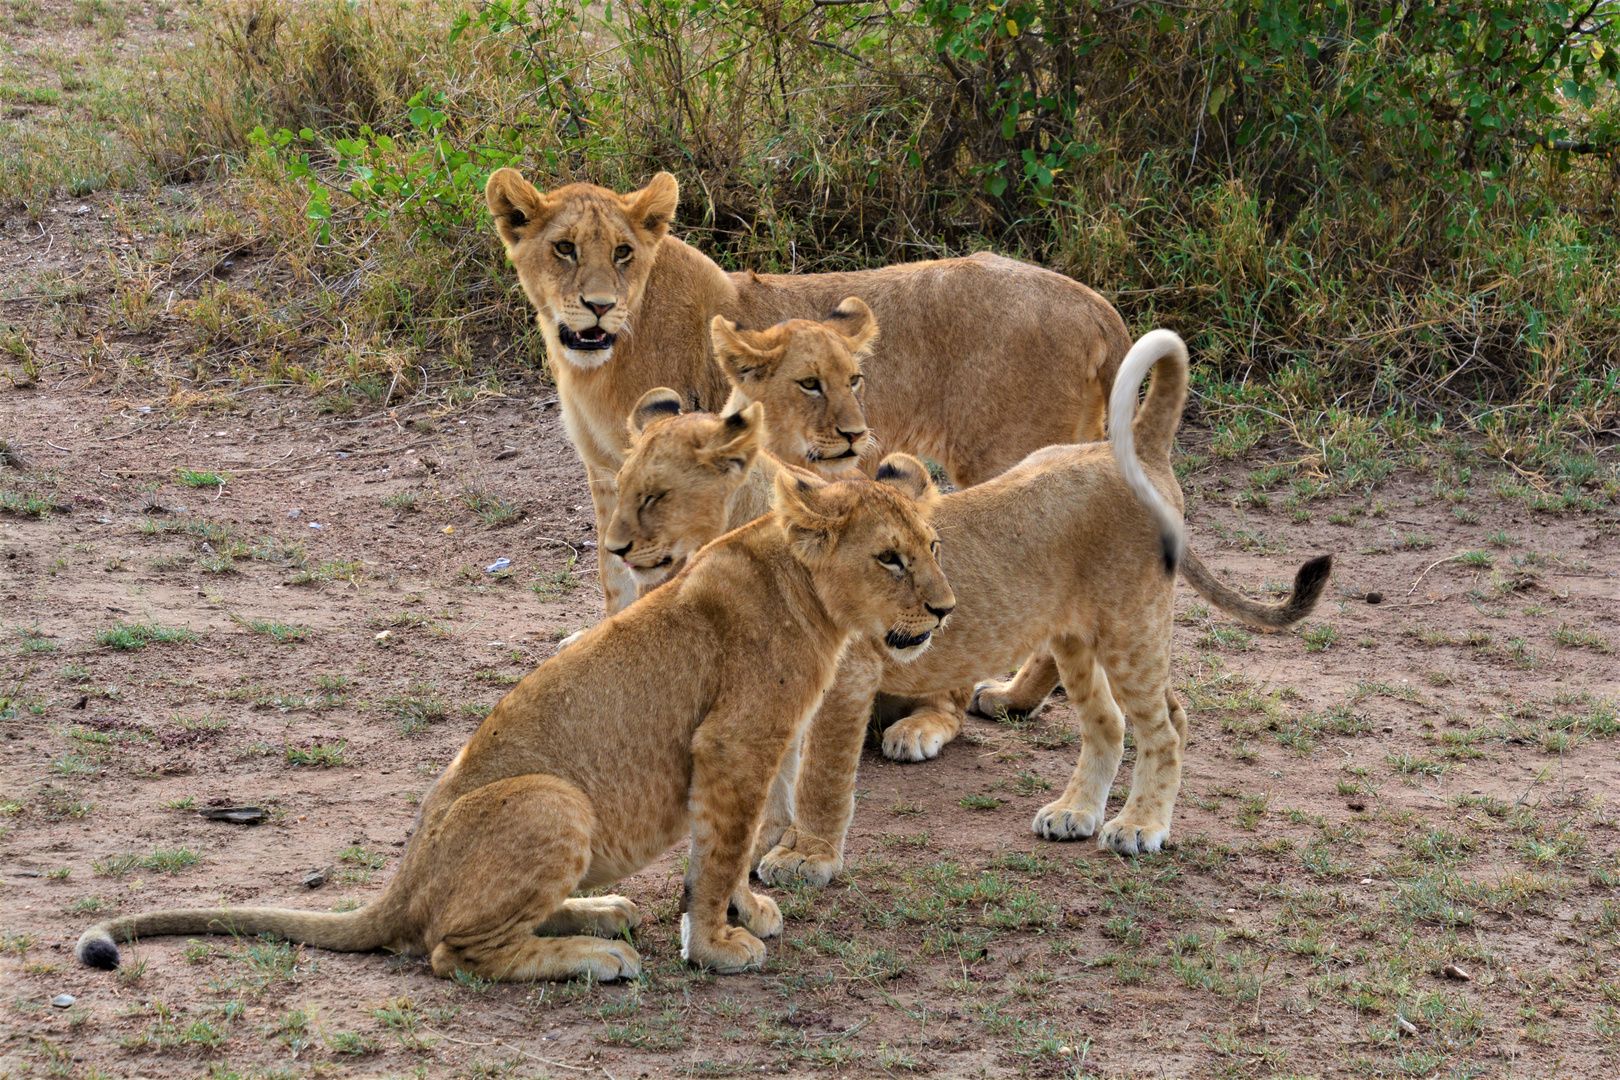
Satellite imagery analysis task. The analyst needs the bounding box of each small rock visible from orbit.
[494,447,522,461]
[287,508,300,519]
[374,630,392,642]
[1366,591,1383,604]
[1347,800,1365,811]
[302,866,332,889]
[1442,963,1472,981]
[486,558,511,573]
[200,806,269,825]
[308,523,323,530]
[1395,1015,1418,1035]
[52,994,75,1009]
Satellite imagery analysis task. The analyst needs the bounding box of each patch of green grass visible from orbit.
[285,740,347,768]
[290,560,363,586]
[959,793,1004,811]
[141,847,202,873]
[383,680,448,735]
[1551,623,1610,652]
[92,852,142,878]
[247,619,311,644]
[175,468,231,488]
[96,620,201,650]
[1301,623,1340,652]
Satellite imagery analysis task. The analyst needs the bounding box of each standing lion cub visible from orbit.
[485,168,1127,614]
[77,461,953,982]
[610,329,1333,878]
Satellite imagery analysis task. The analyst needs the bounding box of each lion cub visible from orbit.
[78,462,953,983]
[611,329,1332,878]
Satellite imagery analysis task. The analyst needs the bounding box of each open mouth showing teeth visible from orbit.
[885,629,932,650]
[558,323,616,351]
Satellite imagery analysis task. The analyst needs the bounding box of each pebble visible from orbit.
[486,558,511,573]
[287,508,301,519]
[52,994,75,1008]
[1366,590,1383,604]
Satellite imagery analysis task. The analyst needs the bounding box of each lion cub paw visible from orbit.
[1098,816,1170,856]
[969,679,1039,721]
[880,711,956,762]
[575,939,643,982]
[680,916,767,973]
[729,891,783,939]
[1032,801,1106,842]
[757,837,841,888]
[539,895,641,938]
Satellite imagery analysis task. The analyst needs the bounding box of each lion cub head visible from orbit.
[604,389,769,588]
[712,298,876,476]
[775,454,954,662]
[485,169,679,371]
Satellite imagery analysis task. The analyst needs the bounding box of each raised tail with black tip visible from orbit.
[1108,329,1188,577]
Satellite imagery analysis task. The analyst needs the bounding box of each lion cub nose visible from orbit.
[925,602,955,621]
[582,297,616,318]
[837,426,867,443]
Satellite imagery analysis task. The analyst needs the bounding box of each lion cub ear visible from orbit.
[873,453,937,506]
[711,316,782,385]
[628,387,684,440]
[825,297,878,358]
[773,468,845,558]
[702,403,764,473]
[624,172,679,239]
[485,168,551,248]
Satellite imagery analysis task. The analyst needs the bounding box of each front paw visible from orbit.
[729,891,783,938]
[969,679,1031,720]
[758,835,841,888]
[880,711,955,762]
[1098,815,1170,855]
[556,629,585,651]
[680,915,767,973]
[1032,801,1106,842]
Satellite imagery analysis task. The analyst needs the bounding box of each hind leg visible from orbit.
[1032,636,1125,842]
[422,775,640,982]
[880,687,968,762]
[970,650,1061,719]
[1095,652,1181,855]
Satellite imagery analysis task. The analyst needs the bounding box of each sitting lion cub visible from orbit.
[611,329,1332,879]
[77,461,953,982]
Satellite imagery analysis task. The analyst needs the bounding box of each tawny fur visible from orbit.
[612,324,1332,768]
[484,168,1128,615]
[76,464,953,983]
[608,330,1333,881]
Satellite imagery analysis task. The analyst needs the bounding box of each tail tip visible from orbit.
[1298,553,1334,594]
[1161,530,1181,577]
[77,934,119,970]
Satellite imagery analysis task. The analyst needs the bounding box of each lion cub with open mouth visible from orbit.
[610,325,1332,879]
[77,462,952,983]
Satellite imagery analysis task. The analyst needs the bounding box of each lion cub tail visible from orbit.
[1108,329,1188,576]
[1181,548,1334,629]
[76,900,399,971]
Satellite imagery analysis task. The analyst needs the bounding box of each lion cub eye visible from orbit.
[640,492,663,511]
[614,244,633,261]
[876,550,904,574]
[798,378,822,395]
[850,374,863,390]
[554,240,576,258]
[930,539,941,557]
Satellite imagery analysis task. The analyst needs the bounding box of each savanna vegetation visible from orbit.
[3,0,1619,487]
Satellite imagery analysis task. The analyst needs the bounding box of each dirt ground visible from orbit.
[3,8,1620,1079]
